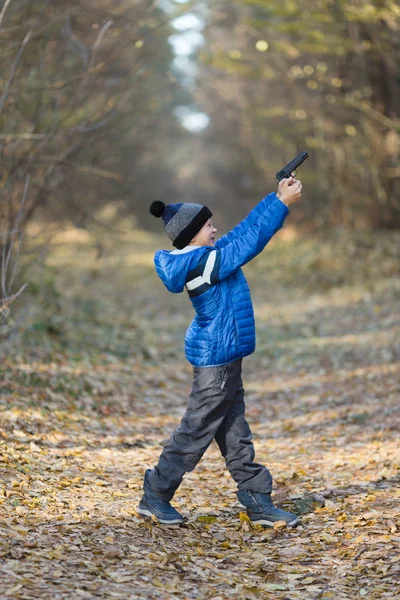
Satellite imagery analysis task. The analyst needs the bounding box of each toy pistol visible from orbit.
[275,151,308,182]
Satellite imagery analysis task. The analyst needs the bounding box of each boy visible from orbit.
[138,176,302,527]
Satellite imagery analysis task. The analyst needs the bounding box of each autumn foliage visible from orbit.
[1,221,399,598]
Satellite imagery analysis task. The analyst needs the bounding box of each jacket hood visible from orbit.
[154,246,206,293]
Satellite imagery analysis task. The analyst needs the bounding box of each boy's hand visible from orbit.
[276,173,302,205]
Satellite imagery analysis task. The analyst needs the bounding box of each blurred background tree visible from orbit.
[1,0,399,319]
[0,0,184,261]
[197,0,400,228]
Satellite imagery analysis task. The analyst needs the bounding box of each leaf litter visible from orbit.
[0,225,399,599]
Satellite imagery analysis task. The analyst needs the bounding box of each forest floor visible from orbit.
[0,217,399,599]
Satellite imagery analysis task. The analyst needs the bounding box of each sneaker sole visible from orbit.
[251,516,300,528]
[137,507,184,525]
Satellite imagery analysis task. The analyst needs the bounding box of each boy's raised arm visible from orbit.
[216,175,302,250]
[215,195,289,280]
[184,196,289,295]
[215,193,278,250]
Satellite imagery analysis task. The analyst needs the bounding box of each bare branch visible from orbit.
[0,0,13,30]
[19,137,85,230]
[87,20,113,72]
[3,224,18,295]
[0,230,23,239]
[74,164,122,181]
[343,96,398,129]
[0,29,32,118]
[62,15,89,68]
[13,174,29,231]
[0,283,28,311]
[8,174,30,291]
[1,241,7,299]
[1,174,29,304]
[0,133,47,140]
[74,108,117,132]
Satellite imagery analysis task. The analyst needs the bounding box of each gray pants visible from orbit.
[148,358,272,501]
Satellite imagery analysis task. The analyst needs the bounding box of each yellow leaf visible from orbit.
[52,569,63,578]
[148,553,159,560]
[320,533,339,543]
[273,520,287,530]
[239,512,252,524]
[59,480,71,488]
[104,536,114,544]
[197,515,217,524]
[6,585,23,594]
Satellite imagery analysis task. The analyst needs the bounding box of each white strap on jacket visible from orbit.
[186,250,217,291]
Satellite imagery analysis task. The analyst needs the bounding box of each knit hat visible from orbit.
[150,201,212,249]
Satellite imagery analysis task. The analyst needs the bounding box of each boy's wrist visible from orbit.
[276,191,288,205]
[274,193,290,214]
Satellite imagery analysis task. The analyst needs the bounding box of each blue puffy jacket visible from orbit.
[154,193,289,367]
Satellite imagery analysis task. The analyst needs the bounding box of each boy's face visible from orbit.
[190,218,217,246]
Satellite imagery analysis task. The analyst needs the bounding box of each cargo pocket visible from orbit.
[218,364,232,390]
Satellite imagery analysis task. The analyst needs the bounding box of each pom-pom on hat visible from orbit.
[149,201,212,249]
[149,201,166,218]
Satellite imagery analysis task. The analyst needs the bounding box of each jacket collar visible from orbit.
[170,245,202,255]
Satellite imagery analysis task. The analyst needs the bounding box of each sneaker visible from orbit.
[137,471,184,525]
[237,491,300,528]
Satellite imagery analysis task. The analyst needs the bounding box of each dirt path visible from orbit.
[0,226,399,599]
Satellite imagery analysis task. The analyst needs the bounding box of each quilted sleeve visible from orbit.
[216,196,288,281]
